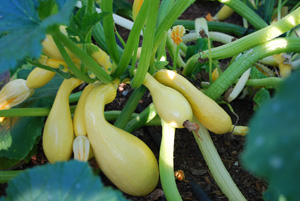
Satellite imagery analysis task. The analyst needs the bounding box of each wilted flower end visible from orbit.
[73,135,91,162]
[170,25,186,45]
[0,79,35,110]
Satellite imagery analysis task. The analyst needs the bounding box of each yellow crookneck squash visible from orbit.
[154,69,232,134]
[43,78,82,163]
[84,82,159,196]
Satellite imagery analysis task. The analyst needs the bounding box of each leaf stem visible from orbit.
[114,0,149,78]
[205,37,300,100]
[131,0,160,89]
[101,0,120,64]
[159,120,182,201]
[192,117,247,201]
[0,170,23,183]
[51,29,111,84]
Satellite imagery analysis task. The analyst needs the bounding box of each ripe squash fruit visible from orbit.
[84,82,159,196]
[154,69,232,134]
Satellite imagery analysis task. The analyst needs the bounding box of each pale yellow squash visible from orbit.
[84,83,159,196]
[43,78,82,163]
[154,69,232,134]
[142,72,193,128]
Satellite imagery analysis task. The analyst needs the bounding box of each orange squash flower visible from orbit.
[170,25,186,45]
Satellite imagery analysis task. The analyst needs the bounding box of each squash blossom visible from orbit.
[73,135,91,162]
[132,0,144,21]
[0,79,35,110]
[170,25,186,45]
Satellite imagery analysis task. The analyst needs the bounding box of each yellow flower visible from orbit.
[73,135,92,161]
[0,79,35,110]
[170,25,186,45]
[132,0,144,21]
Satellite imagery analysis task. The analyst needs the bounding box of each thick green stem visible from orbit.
[205,37,300,100]
[114,86,147,129]
[52,36,95,83]
[159,120,182,201]
[114,0,149,78]
[192,117,246,201]
[124,103,158,133]
[218,0,268,30]
[101,0,120,64]
[52,29,111,84]
[0,170,23,183]
[131,0,160,89]
[0,108,50,117]
[174,20,254,37]
[245,77,283,87]
[184,6,300,76]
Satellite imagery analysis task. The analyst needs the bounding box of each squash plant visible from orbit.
[0,0,300,200]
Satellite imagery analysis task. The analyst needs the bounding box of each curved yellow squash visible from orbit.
[85,83,159,196]
[154,69,232,134]
[43,78,82,163]
[142,72,192,128]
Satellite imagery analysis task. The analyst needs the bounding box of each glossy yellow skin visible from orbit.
[43,78,82,163]
[26,68,56,89]
[214,5,234,21]
[143,72,192,128]
[87,44,113,74]
[154,69,232,134]
[73,84,94,136]
[85,83,159,196]
[132,0,144,21]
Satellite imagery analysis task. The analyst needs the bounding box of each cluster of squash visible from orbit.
[0,29,233,197]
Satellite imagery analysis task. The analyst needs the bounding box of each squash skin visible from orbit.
[85,83,159,196]
[142,72,193,128]
[154,69,232,134]
[73,84,94,136]
[43,78,82,163]
[26,68,56,89]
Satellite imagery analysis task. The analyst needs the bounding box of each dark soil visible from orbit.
[0,1,268,201]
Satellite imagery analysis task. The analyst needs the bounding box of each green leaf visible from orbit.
[185,38,209,61]
[250,66,268,79]
[1,161,128,201]
[253,88,271,110]
[0,69,63,160]
[241,69,300,201]
[0,0,77,72]
[67,6,109,42]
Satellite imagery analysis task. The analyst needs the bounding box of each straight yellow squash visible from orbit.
[154,69,232,134]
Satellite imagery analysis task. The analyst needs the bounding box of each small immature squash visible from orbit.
[84,83,159,196]
[43,78,82,163]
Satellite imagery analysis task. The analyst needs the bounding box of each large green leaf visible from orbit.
[1,160,128,201]
[0,69,63,161]
[0,0,77,72]
[241,69,300,201]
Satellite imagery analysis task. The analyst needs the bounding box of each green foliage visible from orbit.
[0,69,63,168]
[241,69,300,201]
[185,38,209,61]
[67,6,109,42]
[0,160,128,201]
[253,88,271,110]
[0,0,77,72]
[250,66,268,79]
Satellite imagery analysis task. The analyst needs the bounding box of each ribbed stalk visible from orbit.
[51,29,111,84]
[218,0,268,30]
[114,86,147,129]
[101,0,120,63]
[184,6,300,76]
[205,37,300,100]
[159,120,182,201]
[192,117,246,201]
[131,0,160,89]
[114,0,149,78]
